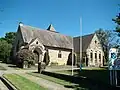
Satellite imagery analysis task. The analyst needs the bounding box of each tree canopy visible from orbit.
[0,32,16,63]
[95,28,116,49]
[1,32,16,44]
[0,40,12,62]
[95,29,118,63]
[112,13,120,36]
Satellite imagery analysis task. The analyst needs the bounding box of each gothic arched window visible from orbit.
[58,50,62,58]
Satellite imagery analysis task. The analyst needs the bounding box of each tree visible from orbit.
[112,13,120,36]
[95,29,117,63]
[3,32,16,44]
[0,32,16,63]
[0,40,12,63]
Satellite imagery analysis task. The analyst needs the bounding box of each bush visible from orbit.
[16,49,36,68]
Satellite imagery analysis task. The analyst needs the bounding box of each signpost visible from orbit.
[109,48,118,70]
[109,48,120,87]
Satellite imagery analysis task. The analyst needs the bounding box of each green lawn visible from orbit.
[28,73,87,90]
[78,70,109,85]
[28,72,75,86]
[56,68,109,85]
[0,65,6,70]
[28,68,110,90]
[4,74,46,90]
[54,68,110,90]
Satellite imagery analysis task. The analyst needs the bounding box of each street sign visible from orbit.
[109,48,120,87]
[109,48,118,70]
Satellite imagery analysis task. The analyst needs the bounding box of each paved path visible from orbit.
[45,66,79,72]
[20,73,73,90]
[0,79,8,90]
[0,62,75,90]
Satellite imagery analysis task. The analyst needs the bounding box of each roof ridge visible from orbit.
[74,33,95,38]
[22,24,43,31]
[19,24,72,40]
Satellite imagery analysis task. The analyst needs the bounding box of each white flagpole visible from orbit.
[72,37,74,76]
[80,17,82,70]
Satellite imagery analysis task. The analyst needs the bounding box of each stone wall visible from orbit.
[48,49,71,65]
[86,34,104,67]
[75,34,104,67]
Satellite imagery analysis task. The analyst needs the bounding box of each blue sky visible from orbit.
[0,0,120,37]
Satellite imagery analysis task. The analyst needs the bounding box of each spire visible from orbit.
[19,22,23,26]
[47,24,56,32]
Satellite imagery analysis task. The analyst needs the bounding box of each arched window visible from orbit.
[58,50,62,58]
[90,53,93,58]
[90,52,93,62]
[95,53,97,59]
[95,52,97,63]
[95,40,97,44]
[99,53,101,59]
[99,52,101,63]
[36,41,38,44]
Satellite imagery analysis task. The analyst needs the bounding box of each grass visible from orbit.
[28,72,87,90]
[78,70,109,85]
[0,65,6,70]
[28,68,111,90]
[53,67,111,90]
[28,72,74,86]
[3,74,46,90]
[56,67,109,85]
[82,67,107,70]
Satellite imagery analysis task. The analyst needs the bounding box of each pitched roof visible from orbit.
[19,24,72,49]
[73,34,94,53]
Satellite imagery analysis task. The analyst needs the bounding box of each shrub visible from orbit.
[16,49,36,68]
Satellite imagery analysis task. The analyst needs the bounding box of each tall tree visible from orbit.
[95,29,117,63]
[0,39,12,63]
[4,32,16,44]
[112,13,120,36]
[0,32,16,63]
[95,29,116,49]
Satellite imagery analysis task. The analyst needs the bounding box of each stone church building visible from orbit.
[74,34,105,67]
[12,23,73,66]
[13,23,104,67]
